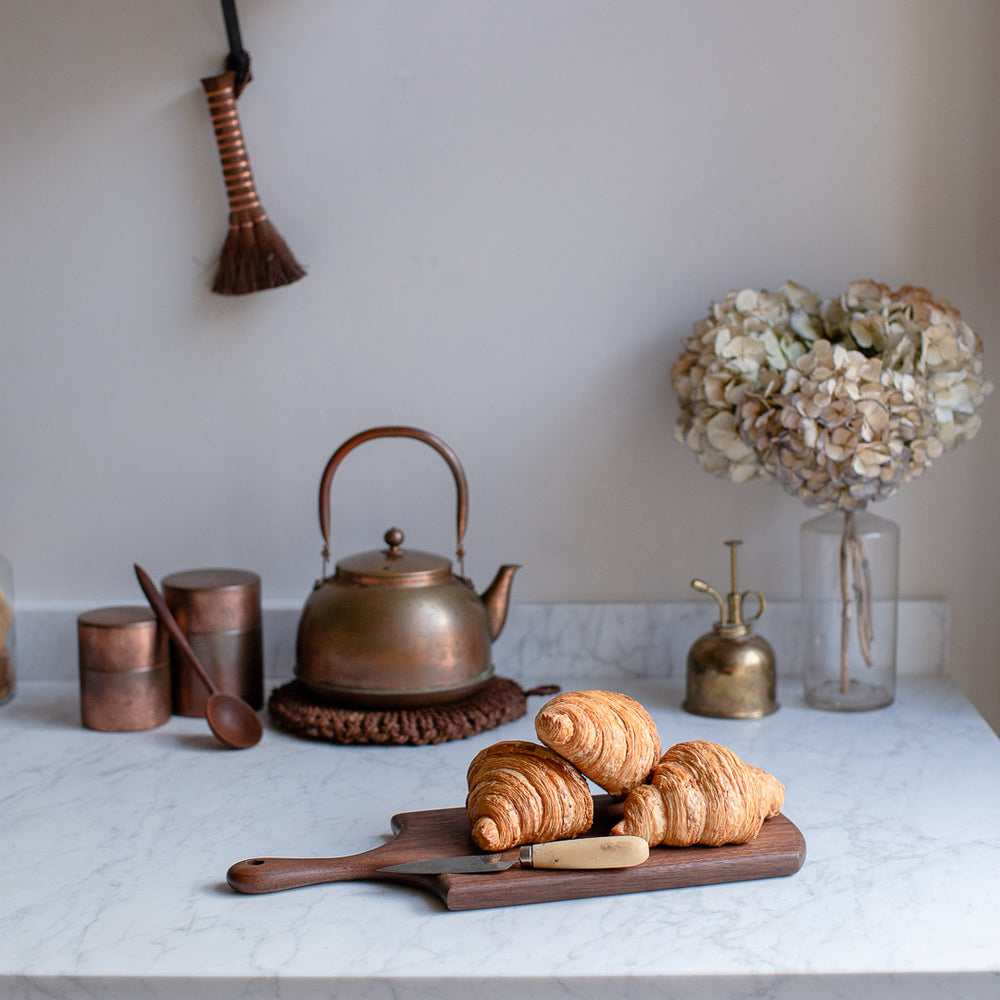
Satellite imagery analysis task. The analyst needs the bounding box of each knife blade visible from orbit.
[377,835,649,875]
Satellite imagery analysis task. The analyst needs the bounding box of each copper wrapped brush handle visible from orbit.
[202,72,264,223]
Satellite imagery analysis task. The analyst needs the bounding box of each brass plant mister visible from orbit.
[683,540,778,719]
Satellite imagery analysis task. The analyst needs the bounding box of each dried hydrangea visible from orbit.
[672,280,992,510]
[672,282,822,485]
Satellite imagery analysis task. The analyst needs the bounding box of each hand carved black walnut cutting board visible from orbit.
[227,795,806,911]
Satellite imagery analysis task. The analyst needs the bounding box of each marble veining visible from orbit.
[1,667,997,999]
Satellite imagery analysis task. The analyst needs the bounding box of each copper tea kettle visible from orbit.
[295,426,520,708]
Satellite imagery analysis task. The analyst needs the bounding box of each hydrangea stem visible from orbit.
[839,510,875,694]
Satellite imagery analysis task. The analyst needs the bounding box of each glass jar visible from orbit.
[0,553,15,705]
[800,509,898,711]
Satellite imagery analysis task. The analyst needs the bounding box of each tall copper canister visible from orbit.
[162,568,263,717]
[78,606,171,731]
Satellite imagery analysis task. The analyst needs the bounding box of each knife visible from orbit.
[377,835,649,875]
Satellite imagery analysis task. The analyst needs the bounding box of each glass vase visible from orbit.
[800,509,898,711]
[0,553,14,706]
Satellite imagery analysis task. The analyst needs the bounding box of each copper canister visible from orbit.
[78,606,171,731]
[162,568,263,717]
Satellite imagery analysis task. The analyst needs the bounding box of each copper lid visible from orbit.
[161,568,261,633]
[78,606,166,672]
[335,528,452,586]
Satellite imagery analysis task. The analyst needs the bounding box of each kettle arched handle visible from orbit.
[317,426,470,579]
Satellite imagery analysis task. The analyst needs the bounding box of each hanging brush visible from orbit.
[202,0,305,295]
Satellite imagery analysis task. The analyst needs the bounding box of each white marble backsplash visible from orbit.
[15,598,948,682]
[499,599,949,682]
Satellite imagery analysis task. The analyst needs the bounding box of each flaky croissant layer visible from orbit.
[611,740,784,847]
[534,689,661,797]
[466,740,594,851]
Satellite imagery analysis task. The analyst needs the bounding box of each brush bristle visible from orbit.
[212,212,305,296]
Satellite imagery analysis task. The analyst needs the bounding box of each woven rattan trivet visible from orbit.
[268,677,559,746]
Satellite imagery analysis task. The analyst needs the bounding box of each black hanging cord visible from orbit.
[220,0,252,94]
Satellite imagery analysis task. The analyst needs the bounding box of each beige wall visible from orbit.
[2,1,998,729]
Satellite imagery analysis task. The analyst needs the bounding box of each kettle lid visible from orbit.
[335,528,453,586]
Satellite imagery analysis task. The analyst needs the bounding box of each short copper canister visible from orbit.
[78,606,171,731]
[162,568,263,717]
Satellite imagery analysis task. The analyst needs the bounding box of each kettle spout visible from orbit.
[480,564,520,640]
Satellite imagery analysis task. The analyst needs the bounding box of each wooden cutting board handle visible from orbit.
[227,854,374,893]
[226,804,486,893]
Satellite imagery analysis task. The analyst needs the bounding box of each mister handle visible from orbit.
[691,579,765,627]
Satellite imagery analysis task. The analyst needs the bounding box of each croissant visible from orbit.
[534,689,661,797]
[0,588,11,648]
[466,740,594,851]
[611,740,784,847]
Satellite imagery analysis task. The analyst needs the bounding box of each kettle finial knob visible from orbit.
[384,527,405,552]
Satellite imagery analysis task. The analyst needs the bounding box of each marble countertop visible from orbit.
[2,669,998,1000]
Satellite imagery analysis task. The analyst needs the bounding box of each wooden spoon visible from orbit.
[134,564,263,749]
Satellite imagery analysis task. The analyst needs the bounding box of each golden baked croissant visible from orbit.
[466,740,594,851]
[611,739,784,847]
[534,689,661,797]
